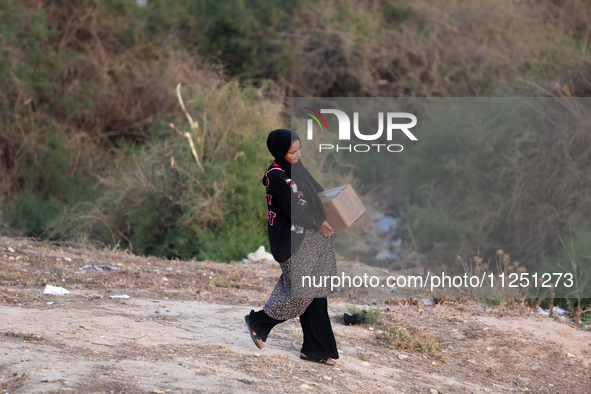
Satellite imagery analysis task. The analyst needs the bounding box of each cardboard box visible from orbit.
[318,184,366,231]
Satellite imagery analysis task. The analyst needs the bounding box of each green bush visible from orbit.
[538,223,591,299]
[2,133,98,237]
[344,304,384,324]
[355,99,591,270]
[80,80,284,261]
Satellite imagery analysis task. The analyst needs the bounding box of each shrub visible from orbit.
[77,78,285,261]
[375,324,440,355]
[343,304,384,325]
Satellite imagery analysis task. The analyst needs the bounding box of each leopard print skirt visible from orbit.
[263,229,337,320]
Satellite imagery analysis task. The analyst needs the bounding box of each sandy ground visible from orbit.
[1,236,590,393]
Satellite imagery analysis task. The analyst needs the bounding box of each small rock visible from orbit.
[429,389,438,394]
[323,375,332,381]
[299,384,312,390]
[64,257,72,262]
[486,347,493,351]
[162,277,169,282]
[368,327,374,331]
[467,359,476,364]
[567,353,576,358]
[8,247,15,253]
[398,354,409,360]
[253,353,261,358]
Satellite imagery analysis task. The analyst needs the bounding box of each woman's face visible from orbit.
[284,139,301,164]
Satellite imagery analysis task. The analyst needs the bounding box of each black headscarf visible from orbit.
[266,129,298,176]
[265,129,326,226]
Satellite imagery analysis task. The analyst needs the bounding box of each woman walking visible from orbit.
[245,128,339,366]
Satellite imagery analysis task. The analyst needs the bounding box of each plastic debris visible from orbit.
[47,302,55,305]
[535,306,569,316]
[551,306,569,316]
[80,264,121,272]
[43,285,70,296]
[243,246,276,263]
[376,216,399,233]
[109,295,130,299]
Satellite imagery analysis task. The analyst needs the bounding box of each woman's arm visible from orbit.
[304,169,334,236]
[267,172,316,228]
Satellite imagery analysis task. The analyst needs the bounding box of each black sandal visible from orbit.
[300,353,335,366]
[244,315,264,349]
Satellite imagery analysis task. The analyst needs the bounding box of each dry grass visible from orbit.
[277,0,591,97]
[501,116,591,262]
[1,2,250,206]
[375,324,441,356]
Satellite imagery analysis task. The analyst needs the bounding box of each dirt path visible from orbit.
[1,237,590,393]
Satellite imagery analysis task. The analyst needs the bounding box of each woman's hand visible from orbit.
[318,221,335,237]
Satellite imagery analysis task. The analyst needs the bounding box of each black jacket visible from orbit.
[262,162,326,262]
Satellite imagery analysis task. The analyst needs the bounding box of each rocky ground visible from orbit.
[1,236,590,393]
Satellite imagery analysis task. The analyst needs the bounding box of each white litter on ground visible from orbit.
[43,285,71,296]
[243,246,276,263]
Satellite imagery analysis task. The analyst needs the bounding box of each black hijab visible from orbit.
[265,129,326,226]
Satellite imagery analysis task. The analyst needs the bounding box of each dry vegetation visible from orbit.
[278,0,591,97]
[3,0,591,264]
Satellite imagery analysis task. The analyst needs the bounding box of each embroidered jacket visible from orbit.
[262,162,325,262]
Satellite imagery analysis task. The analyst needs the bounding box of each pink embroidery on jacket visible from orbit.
[268,211,277,226]
[266,193,273,206]
[264,167,285,188]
